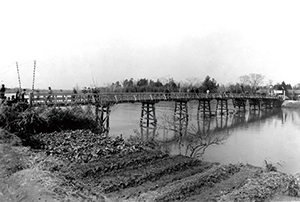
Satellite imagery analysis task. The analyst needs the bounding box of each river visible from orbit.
[107,100,300,174]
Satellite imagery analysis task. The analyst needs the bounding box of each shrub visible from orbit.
[45,106,97,132]
[17,108,47,134]
[0,104,19,132]
[0,104,99,136]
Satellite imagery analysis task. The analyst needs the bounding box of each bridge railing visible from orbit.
[29,92,169,106]
[29,93,91,105]
[29,92,279,106]
[94,92,168,103]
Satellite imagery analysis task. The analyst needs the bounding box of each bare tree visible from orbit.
[186,77,202,88]
[239,73,265,92]
[158,115,229,158]
[268,79,273,86]
[293,83,300,90]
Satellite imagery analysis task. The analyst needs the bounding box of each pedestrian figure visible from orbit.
[16,90,20,102]
[47,87,52,103]
[11,95,17,104]
[36,90,40,102]
[72,87,77,102]
[87,87,92,103]
[0,84,6,100]
[21,89,26,102]
[165,89,171,99]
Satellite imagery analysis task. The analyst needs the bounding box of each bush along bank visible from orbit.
[0,102,99,144]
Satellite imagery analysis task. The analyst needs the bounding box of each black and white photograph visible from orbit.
[1,0,300,201]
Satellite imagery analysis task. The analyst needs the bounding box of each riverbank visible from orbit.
[282,100,300,108]
[1,129,300,202]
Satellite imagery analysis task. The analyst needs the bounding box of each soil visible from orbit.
[1,129,300,202]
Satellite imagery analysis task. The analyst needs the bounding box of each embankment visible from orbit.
[1,129,300,202]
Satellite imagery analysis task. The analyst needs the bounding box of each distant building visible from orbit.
[273,90,284,95]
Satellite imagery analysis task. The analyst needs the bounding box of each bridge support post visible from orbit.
[174,100,189,122]
[262,99,273,109]
[140,101,157,128]
[174,100,188,137]
[215,116,229,130]
[95,104,111,133]
[197,117,211,134]
[140,127,157,141]
[273,99,283,108]
[249,99,261,111]
[197,99,212,118]
[216,99,228,116]
[233,98,246,112]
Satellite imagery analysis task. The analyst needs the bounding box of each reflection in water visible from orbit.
[155,109,283,159]
[184,121,230,158]
[140,126,157,140]
[281,108,300,126]
[157,114,231,158]
[109,102,300,174]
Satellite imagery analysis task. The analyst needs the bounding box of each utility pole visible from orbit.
[16,62,22,91]
[32,60,36,92]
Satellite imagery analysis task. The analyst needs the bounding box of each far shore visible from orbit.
[282,100,300,108]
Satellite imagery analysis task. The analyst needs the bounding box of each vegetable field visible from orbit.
[1,128,300,201]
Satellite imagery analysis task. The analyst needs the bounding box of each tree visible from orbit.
[122,78,134,88]
[239,73,265,93]
[200,75,219,93]
[122,78,135,92]
[274,81,292,90]
[164,78,179,92]
[137,78,148,87]
[293,83,300,90]
[226,83,243,93]
[149,79,164,92]
[110,81,122,92]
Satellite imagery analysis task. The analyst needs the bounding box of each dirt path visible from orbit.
[1,130,300,202]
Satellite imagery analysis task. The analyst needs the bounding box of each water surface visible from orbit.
[109,101,300,174]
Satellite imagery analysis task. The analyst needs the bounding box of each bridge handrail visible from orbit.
[28,92,279,106]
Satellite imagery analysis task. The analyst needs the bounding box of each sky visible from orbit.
[0,0,300,90]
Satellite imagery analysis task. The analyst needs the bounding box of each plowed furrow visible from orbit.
[136,164,241,202]
[109,161,216,200]
[96,155,201,193]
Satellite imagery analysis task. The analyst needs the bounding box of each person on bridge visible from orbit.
[20,89,27,102]
[0,84,6,100]
[72,87,77,102]
[47,87,53,103]
[15,90,20,102]
[165,89,171,99]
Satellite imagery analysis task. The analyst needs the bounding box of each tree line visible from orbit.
[91,73,297,98]
[97,75,219,93]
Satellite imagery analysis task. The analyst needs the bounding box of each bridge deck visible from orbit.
[28,92,279,106]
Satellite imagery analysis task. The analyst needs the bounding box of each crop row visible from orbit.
[81,150,168,178]
[154,164,241,201]
[97,156,200,193]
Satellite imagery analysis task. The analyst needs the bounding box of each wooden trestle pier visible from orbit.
[29,92,282,132]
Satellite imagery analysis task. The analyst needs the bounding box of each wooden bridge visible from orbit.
[28,92,283,133]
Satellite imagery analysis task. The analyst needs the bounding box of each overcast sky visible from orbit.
[0,0,299,89]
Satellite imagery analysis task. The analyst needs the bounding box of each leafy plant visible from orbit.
[17,108,47,134]
[264,160,282,172]
[30,130,140,163]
